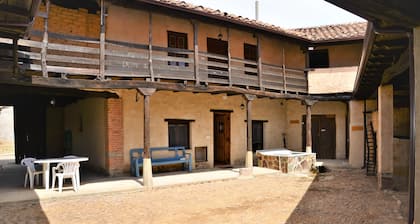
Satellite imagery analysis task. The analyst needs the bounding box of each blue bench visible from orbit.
[130,146,192,177]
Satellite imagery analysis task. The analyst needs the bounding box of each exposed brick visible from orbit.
[105,98,124,176]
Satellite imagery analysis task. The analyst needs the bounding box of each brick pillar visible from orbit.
[377,84,393,189]
[105,98,124,176]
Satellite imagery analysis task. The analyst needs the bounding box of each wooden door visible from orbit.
[214,112,231,165]
[14,103,46,163]
[252,120,264,152]
[302,115,336,159]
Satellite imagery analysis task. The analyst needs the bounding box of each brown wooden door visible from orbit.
[302,115,336,159]
[214,112,230,165]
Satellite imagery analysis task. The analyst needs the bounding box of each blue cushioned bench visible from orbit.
[130,146,192,177]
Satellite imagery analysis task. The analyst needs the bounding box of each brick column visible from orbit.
[377,84,393,189]
[105,98,124,176]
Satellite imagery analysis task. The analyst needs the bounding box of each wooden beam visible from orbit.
[148,12,154,82]
[12,38,18,74]
[99,0,105,80]
[257,35,263,90]
[227,27,232,87]
[193,22,199,85]
[40,0,50,78]
[282,48,287,93]
[305,104,312,153]
[245,94,256,152]
[0,4,29,17]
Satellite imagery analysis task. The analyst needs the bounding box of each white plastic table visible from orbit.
[34,157,89,190]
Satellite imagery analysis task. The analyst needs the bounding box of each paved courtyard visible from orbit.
[0,167,407,224]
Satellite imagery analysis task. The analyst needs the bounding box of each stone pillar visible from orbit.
[105,98,124,176]
[244,94,256,169]
[412,26,420,224]
[348,100,365,168]
[377,84,393,189]
[304,99,316,153]
[137,88,156,188]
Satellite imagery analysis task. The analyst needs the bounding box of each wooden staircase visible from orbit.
[364,115,377,176]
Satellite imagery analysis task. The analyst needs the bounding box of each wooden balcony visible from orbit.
[0,33,307,95]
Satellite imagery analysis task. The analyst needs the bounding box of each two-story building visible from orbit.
[0,0,367,186]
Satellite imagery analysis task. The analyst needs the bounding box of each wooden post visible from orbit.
[227,27,232,87]
[304,99,316,153]
[244,94,256,168]
[137,88,156,188]
[282,48,287,93]
[41,0,50,78]
[148,12,155,82]
[193,22,199,85]
[257,35,263,90]
[12,38,18,74]
[99,0,105,80]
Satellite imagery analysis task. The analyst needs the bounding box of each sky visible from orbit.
[183,0,365,29]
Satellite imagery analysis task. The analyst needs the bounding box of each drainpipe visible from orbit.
[255,0,259,20]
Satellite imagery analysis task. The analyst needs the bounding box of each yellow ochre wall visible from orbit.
[64,98,106,172]
[119,90,287,170]
[285,100,347,159]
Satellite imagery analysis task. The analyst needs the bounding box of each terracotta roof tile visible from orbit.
[291,22,367,41]
[147,0,367,42]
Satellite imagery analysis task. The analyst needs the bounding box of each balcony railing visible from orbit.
[0,33,307,94]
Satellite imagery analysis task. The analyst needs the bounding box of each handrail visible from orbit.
[0,36,307,93]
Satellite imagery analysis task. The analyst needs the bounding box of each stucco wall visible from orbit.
[105,5,305,70]
[64,98,106,171]
[46,107,64,157]
[285,100,347,159]
[316,43,363,67]
[120,90,288,170]
[308,66,358,94]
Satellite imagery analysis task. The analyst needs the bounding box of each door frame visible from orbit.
[212,110,231,165]
[302,114,336,159]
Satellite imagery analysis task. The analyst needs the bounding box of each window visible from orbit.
[308,49,329,68]
[167,119,190,149]
[244,43,258,76]
[167,31,188,67]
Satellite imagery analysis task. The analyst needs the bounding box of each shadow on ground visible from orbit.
[0,156,49,223]
[285,167,408,224]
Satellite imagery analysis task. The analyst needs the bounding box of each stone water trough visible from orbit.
[256,149,316,173]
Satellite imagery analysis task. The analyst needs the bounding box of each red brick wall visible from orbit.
[105,98,124,176]
[33,3,100,38]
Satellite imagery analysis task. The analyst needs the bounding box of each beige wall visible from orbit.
[64,98,106,171]
[393,138,409,191]
[307,66,358,94]
[394,107,410,138]
[377,85,394,177]
[120,90,287,170]
[316,43,363,67]
[285,100,347,159]
[348,100,364,167]
[46,107,64,157]
[106,5,306,70]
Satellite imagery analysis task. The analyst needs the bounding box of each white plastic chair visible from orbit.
[20,158,43,189]
[63,155,80,188]
[51,162,80,192]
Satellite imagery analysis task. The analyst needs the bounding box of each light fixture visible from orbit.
[50,98,56,106]
[308,46,315,51]
[217,33,223,40]
[240,103,245,110]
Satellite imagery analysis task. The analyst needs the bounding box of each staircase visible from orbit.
[364,114,377,176]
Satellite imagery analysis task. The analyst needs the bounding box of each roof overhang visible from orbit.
[0,0,41,38]
[325,0,418,99]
